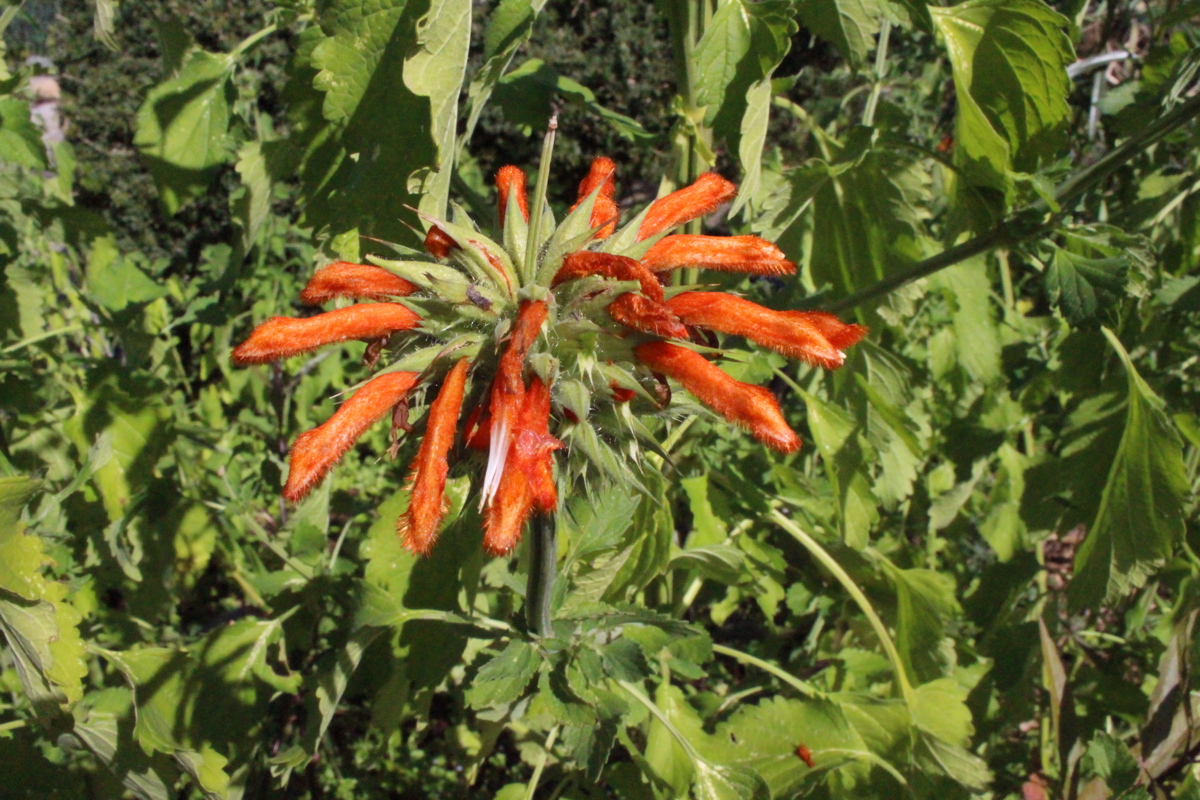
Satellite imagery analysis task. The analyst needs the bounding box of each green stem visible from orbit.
[862,18,892,128]
[711,644,821,697]
[231,23,279,60]
[524,724,559,800]
[524,114,558,284]
[525,513,557,638]
[826,90,1200,312]
[769,510,917,710]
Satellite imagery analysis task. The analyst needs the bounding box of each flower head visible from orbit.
[232,154,866,556]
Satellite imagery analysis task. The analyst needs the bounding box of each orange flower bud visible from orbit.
[636,173,737,241]
[634,341,800,453]
[283,371,420,502]
[640,235,796,277]
[232,303,422,365]
[424,226,458,259]
[571,157,619,238]
[496,165,529,225]
[400,358,469,556]
[463,406,491,450]
[610,382,636,403]
[666,292,862,370]
[575,156,617,202]
[299,261,418,305]
[607,293,688,339]
[553,251,665,303]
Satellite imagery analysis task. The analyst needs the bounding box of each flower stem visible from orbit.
[525,513,557,637]
[525,114,558,284]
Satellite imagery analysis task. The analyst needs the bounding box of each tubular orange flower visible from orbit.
[634,341,801,453]
[553,251,665,303]
[572,156,618,237]
[496,165,529,225]
[512,377,561,513]
[283,371,420,502]
[636,172,737,241]
[299,261,418,305]
[607,293,688,340]
[666,292,865,370]
[483,300,549,505]
[424,226,458,259]
[399,358,470,556]
[640,235,796,276]
[483,460,533,556]
[231,303,422,365]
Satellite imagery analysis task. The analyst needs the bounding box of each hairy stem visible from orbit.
[526,513,557,638]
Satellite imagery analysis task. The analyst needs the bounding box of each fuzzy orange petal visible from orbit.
[575,156,617,202]
[640,235,796,276]
[399,358,470,556]
[482,465,533,556]
[299,262,418,305]
[511,377,561,513]
[666,292,851,370]
[497,165,530,225]
[283,372,420,502]
[636,173,737,241]
[607,293,688,339]
[590,195,620,238]
[464,406,491,450]
[634,341,800,453]
[553,251,664,303]
[232,304,422,365]
[424,226,458,259]
[796,311,868,351]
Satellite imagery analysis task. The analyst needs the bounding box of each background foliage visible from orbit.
[1,0,1199,798]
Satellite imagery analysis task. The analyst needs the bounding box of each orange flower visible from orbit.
[399,358,470,556]
[483,300,548,505]
[572,156,618,237]
[553,251,665,303]
[424,226,458,259]
[636,172,737,241]
[640,235,796,276]
[299,261,417,305]
[607,293,688,340]
[666,292,866,370]
[634,341,800,453]
[231,303,422,365]
[497,165,529,225]
[483,377,561,555]
[801,311,870,350]
[283,371,420,502]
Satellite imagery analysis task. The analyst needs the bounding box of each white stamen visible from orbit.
[480,415,510,509]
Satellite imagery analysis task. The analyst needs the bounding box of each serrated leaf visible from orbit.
[465,640,540,710]
[798,0,884,68]
[1069,330,1189,611]
[802,390,877,548]
[1044,248,1129,324]
[880,559,960,684]
[85,236,170,313]
[670,545,744,585]
[931,0,1073,189]
[0,475,43,597]
[134,48,233,214]
[233,141,271,249]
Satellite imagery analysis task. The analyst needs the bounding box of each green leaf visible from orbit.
[798,0,884,68]
[914,731,992,791]
[709,696,877,796]
[0,96,49,169]
[1069,330,1189,610]
[1044,248,1129,324]
[931,0,1073,189]
[233,141,271,249]
[85,235,169,313]
[492,59,652,141]
[670,545,745,585]
[692,2,753,112]
[134,48,234,214]
[912,678,973,746]
[459,0,544,148]
[802,390,877,548]
[465,640,540,710]
[404,0,471,219]
[0,475,43,597]
[880,559,960,683]
[930,258,1001,383]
